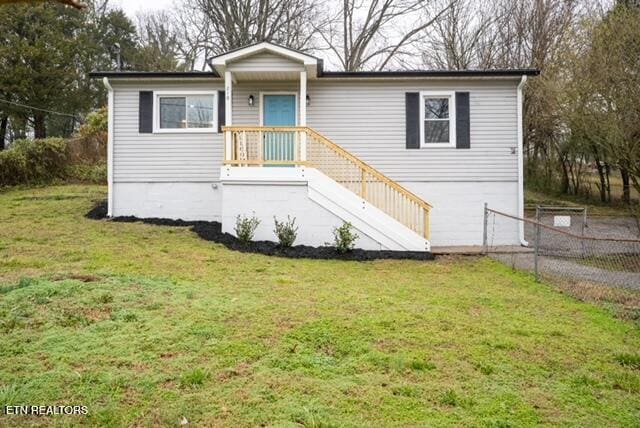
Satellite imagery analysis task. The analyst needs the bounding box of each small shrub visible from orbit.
[66,163,107,184]
[69,108,107,165]
[475,363,495,375]
[439,389,460,406]
[78,108,108,138]
[110,310,137,323]
[273,216,298,247]
[180,368,207,388]
[0,138,68,186]
[0,149,27,185]
[333,222,359,253]
[410,359,436,371]
[615,353,640,370]
[391,384,421,397]
[59,311,92,328]
[96,293,114,304]
[0,277,36,295]
[0,383,22,406]
[234,214,260,242]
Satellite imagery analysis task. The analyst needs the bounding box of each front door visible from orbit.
[263,95,296,165]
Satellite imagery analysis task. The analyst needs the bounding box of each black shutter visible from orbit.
[405,92,420,149]
[455,92,470,149]
[218,90,225,133]
[139,91,153,133]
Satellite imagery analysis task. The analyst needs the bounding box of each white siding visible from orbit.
[109,77,521,245]
[307,79,518,182]
[112,81,223,183]
[227,52,304,72]
[112,78,517,184]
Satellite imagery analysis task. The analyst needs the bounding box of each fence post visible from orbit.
[581,207,588,257]
[534,205,540,282]
[482,203,488,255]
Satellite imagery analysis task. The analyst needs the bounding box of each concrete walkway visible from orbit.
[432,245,533,255]
[489,253,640,290]
[431,245,639,290]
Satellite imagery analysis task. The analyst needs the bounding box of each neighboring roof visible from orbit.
[88,71,220,79]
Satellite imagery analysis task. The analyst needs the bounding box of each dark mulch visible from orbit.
[85,199,108,220]
[85,200,434,261]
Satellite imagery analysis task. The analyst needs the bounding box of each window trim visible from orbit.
[153,90,218,133]
[419,90,456,148]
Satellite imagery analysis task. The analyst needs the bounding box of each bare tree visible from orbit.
[422,0,582,71]
[173,0,327,70]
[2,0,88,10]
[318,0,456,71]
[172,3,212,70]
[585,5,640,207]
[420,0,495,70]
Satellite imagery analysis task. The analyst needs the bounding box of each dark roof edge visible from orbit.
[89,68,539,80]
[89,71,221,78]
[319,69,540,78]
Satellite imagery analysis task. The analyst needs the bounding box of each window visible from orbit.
[420,91,455,147]
[155,92,216,132]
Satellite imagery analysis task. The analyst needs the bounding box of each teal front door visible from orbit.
[263,95,296,165]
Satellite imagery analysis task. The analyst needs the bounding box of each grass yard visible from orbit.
[1,185,639,427]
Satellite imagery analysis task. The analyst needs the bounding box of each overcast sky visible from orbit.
[113,0,174,18]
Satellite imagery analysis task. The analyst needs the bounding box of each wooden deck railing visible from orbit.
[223,126,432,239]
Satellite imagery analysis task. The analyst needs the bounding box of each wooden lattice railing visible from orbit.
[223,126,432,239]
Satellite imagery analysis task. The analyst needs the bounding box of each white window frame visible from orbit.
[419,90,456,148]
[153,91,218,134]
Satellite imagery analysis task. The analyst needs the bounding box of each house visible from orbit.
[90,42,538,252]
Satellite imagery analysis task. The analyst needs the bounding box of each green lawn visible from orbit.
[0,185,639,427]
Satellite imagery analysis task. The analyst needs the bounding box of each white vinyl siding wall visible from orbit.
[306,80,518,182]
[111,78,517,184]
[111,81,222,182]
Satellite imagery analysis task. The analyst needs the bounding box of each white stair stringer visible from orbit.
[221,166,429,252]
[304,168,429,252]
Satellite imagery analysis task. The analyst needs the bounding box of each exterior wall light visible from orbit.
[306,95,310,106]
[248,95,255,106]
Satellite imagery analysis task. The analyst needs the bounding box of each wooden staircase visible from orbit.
[223,126,432,240]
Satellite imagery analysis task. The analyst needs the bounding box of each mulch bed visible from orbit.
[86,200,434,261]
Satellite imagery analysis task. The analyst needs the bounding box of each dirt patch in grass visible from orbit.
[52,273,101,283]
[14,194,88,201]
[86,200,434,261]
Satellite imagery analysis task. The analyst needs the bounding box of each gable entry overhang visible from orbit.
[208,41,321,81]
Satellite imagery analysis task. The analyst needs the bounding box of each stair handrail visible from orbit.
[303,127,432,211]
[222,125,432,239]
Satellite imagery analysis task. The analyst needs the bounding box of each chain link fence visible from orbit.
[483,205,640,289]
